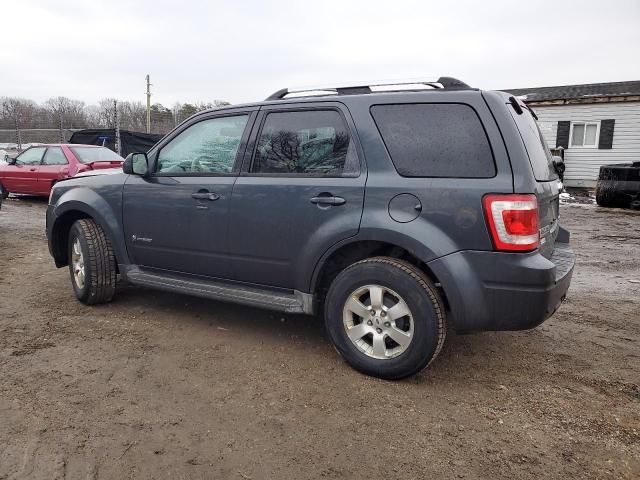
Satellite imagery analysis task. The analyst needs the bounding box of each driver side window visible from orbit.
[16,147,46,165]
[156,115,249,175]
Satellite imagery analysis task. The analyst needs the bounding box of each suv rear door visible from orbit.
[123,108,257,279]
[227,103,366,290]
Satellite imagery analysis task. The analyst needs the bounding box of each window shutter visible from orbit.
[598,119,615,149]
[556,121,570,148]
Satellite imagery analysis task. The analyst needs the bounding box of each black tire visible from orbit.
[324,257,446,380]
[68,219,117,305]
[595,180,616,207]
[0,183,9,199]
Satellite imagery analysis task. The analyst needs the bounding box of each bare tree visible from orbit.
[97,98,118,127]
[0,97,39,128]
[118,101,146,131]
[44,96,87,129]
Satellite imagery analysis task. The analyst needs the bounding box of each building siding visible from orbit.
[532,102,640,187]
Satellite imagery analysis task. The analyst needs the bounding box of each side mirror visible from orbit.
[123,152,149,176]
[7,156,17,165]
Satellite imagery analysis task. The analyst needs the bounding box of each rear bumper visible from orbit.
[428,228,575,332]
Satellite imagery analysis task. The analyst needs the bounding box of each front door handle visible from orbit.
[29,168,37,171]
[310,195,346,206]
[191,192,220,201]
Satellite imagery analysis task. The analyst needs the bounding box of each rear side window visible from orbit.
[43,147,68,165]
[251,110,359,176]
[371,103,495,178]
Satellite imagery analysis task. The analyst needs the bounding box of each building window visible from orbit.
[570,122,599,148]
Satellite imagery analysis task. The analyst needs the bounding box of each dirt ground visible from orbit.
[0,197,638,480]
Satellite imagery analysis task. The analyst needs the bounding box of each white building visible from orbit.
[506,81,640,187]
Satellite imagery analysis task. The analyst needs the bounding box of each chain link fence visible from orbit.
[0,97,229,153]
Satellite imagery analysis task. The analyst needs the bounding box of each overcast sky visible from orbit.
[2,0,639,106]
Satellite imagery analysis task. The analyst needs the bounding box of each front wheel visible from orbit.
[68,219,117,305]
[0,183,9,199]
[324,257,446,380]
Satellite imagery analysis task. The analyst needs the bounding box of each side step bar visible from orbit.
[124,267,314,315]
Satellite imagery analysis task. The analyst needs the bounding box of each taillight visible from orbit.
[482,194,539,252]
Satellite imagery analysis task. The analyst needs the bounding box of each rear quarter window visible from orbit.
[370,103,495,178]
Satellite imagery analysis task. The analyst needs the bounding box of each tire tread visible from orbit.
[74,219,116,304]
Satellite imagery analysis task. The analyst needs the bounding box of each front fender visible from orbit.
[50,185,128,266]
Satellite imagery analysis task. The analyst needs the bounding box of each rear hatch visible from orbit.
[507,97,561,259]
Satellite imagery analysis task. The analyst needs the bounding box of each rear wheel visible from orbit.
[324,257,446,380]
[68,219,117,305]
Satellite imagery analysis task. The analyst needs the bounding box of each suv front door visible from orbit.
[123,109,256,279]
[228,104,366,290]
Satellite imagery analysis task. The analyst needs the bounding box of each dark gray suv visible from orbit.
[46,78,574,379]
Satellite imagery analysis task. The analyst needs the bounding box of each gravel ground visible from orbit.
[0,197,638,479]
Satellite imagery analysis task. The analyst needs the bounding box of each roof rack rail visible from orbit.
[265,77,471,100]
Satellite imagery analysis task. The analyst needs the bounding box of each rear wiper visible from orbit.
[525,105,539,120]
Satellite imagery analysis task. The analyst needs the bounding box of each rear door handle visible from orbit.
[191,192,220,201]
[310,195,346,206]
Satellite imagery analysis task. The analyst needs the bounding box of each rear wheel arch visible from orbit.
[312,239,449,314]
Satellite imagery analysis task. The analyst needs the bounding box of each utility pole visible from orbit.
[114,100,121,156]
[14,116,22,151]
[145,74,151,133]
[58,110,65,143]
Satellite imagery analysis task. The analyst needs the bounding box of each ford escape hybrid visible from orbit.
[46,77,574,379]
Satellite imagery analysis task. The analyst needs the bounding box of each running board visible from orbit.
[124,267,314,314]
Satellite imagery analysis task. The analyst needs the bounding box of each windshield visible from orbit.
[508,104,558,182]
[70,146,124,164]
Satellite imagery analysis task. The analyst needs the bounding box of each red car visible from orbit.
[0,144,124,198]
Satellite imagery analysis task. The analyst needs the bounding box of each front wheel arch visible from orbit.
[51,209,121,272]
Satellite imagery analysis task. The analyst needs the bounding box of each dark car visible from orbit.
[0,144,124,198]
[46,77,574,379]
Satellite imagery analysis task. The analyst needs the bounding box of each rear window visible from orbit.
[70,146,124,164]
[370,103,495,178]
[508,104,557,181]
